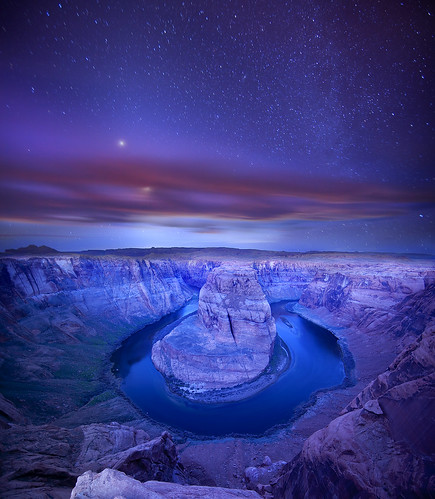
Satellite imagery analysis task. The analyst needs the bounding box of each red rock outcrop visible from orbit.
[152,265,276,394]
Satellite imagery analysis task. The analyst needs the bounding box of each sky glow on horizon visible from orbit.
[0,1,434,253]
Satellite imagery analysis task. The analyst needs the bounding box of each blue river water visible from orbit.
[111,300,345,436]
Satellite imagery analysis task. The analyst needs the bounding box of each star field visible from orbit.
[0,1,434,252]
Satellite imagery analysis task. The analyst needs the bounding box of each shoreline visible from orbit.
[163,334,291,405]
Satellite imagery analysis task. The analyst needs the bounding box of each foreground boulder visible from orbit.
[152,265,276,394]
[71,468,262,498]
[270,327,435,498]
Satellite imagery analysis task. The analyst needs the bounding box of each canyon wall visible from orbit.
[270,325,435,498]
[0,255,196,422]
[244,282,435,498]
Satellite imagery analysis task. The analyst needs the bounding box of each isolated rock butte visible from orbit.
[152,265,276,391]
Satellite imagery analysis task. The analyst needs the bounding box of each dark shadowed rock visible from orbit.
[0,423,178,498]
[0,393,27,428]
[345,325,435,414]
[384,282,435,344]
[71,468,262,498]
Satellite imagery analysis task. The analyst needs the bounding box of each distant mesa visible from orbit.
[3,245,59,255]
[151,264,278,401]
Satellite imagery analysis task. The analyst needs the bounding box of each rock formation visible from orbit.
[0,393,27,428]
[244,456,287,497]
[71,468,261,498]
[0,421,178,497]
[299,265,432,330]
[152,265,277,394]
[267,327,435,498]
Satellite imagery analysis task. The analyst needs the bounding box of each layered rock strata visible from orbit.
[152,265,276,394]
[0,249,434,496]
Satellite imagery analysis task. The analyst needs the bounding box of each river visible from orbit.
[111,299,345,436]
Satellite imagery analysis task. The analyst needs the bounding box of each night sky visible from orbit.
[1,1,434,253]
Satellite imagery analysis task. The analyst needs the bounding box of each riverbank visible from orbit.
[159,323,291,405]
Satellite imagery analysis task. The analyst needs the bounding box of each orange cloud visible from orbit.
[1,156,433,224]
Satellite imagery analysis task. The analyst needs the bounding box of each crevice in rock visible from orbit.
[227,310,237,346]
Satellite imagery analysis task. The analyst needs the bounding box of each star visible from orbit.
[118,139,126,148]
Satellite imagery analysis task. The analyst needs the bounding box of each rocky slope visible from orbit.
[152,265,276,395]
[0,420,177,498]
[268,326,435,498]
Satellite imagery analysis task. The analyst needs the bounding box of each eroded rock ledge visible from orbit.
[246,321,435,498]
[152,265,278,400]
[71,468,261,498]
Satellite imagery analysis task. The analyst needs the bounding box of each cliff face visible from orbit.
[271,326,435,498]
[0,255,196,421]
[253,260,318,301]
[0,256,194,333]
[197,265,276,351]
[299,266,431,330]
[240,284,435,498]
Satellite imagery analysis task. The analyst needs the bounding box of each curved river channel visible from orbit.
[111,300,345,436]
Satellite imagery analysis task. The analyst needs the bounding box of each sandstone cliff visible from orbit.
[270,326,435,498]
[0,255,197,422]
[0,250,432,422]
[299,263,431,330]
